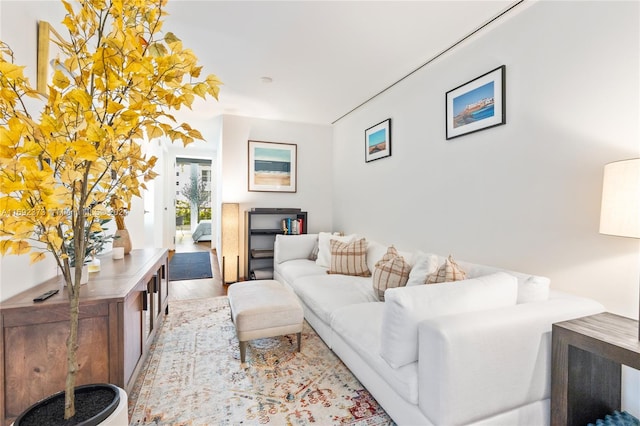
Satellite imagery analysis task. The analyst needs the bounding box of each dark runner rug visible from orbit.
[168,252,213,281]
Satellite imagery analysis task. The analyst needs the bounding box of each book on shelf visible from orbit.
[251,249,274,258]
[280,218,304,235]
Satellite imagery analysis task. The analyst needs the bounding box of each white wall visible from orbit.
[334,0,639,318]
[0,1,68,301]
[333,0,640,416]
[141,139,169,250]
[217,115,333,278]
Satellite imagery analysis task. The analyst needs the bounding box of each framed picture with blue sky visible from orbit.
[446,65,506,140]
[248,140,297,192]
[365,118,392,163]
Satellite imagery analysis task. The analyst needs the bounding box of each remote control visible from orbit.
[33,289,59,302]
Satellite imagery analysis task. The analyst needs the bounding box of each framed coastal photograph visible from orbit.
[248,140,297,192]
[365,118,392,163]
[446,65,506,140]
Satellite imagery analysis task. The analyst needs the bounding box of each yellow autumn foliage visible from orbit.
[0,0,220,272]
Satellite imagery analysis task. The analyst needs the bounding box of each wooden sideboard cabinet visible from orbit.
[0,248,169,426]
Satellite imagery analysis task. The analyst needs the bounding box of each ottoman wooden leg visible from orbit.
[296,332,302,352]
[239,341,247,363]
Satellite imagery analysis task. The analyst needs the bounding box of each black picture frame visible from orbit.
[446,65,506,140]
[365,118,392,163]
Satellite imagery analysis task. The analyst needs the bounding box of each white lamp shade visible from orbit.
[599,158,640,238]
[221,203,240,282]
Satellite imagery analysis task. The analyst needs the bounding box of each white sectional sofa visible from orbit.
[273,233,605,426]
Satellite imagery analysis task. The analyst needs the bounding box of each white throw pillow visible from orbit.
[366,240,388,273]
[519,275,550,303]
[379,272,518,369]
[315,232,356,268]
[406,251,439,286]
[455,259,550,303]
[274,234,319,264]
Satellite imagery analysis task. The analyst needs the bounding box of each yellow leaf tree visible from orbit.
[0,0,221,420]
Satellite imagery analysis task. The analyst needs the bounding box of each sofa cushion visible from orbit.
[406,251,439,286]
[426,254,467,283]
[372,246,410,301]
[275,258,327,286]
[330,302,420,405]
[290,274,378,325]
[316,232,356,268]
[274,234,319,264]
[328,238,371,277]
[380,272,518,368]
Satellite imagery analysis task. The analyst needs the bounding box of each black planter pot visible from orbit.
[13,383,121,426]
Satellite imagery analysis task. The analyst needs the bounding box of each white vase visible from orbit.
[69,265,89,285]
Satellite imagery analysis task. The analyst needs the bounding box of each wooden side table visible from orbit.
[551,312,640,426]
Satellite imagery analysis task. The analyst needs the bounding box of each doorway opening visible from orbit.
[175,157,213,253]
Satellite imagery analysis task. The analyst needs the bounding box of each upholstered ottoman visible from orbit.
[227,279,304,362]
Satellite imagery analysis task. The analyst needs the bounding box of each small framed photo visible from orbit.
[446,65,506,140]
[248,140,297,192]
[365,118,392,163]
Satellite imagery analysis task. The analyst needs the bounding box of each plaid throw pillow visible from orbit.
[328,238,371,277]
[373,246,410,301]
[425,255,467,283]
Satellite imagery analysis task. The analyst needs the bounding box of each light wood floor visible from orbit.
[168,234,228,301]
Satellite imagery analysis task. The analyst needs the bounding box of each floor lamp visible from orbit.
[599,158,640,339]
[221,203,240,284]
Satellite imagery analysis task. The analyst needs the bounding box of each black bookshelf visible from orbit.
[244,208,307,280]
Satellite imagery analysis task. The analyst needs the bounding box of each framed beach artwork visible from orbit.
[248,140,297,192]
[446,65,506,140]
[365,118,392,163]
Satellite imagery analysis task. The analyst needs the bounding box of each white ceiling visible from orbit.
[163,1,521,127]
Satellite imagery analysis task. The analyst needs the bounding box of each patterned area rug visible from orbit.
[128,296,393,425]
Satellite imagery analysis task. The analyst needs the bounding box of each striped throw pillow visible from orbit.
[425,255,467,283]
[328,238,371,277]
[373,246,410,301]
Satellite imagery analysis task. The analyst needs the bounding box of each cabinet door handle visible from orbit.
[142,290,148,311]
